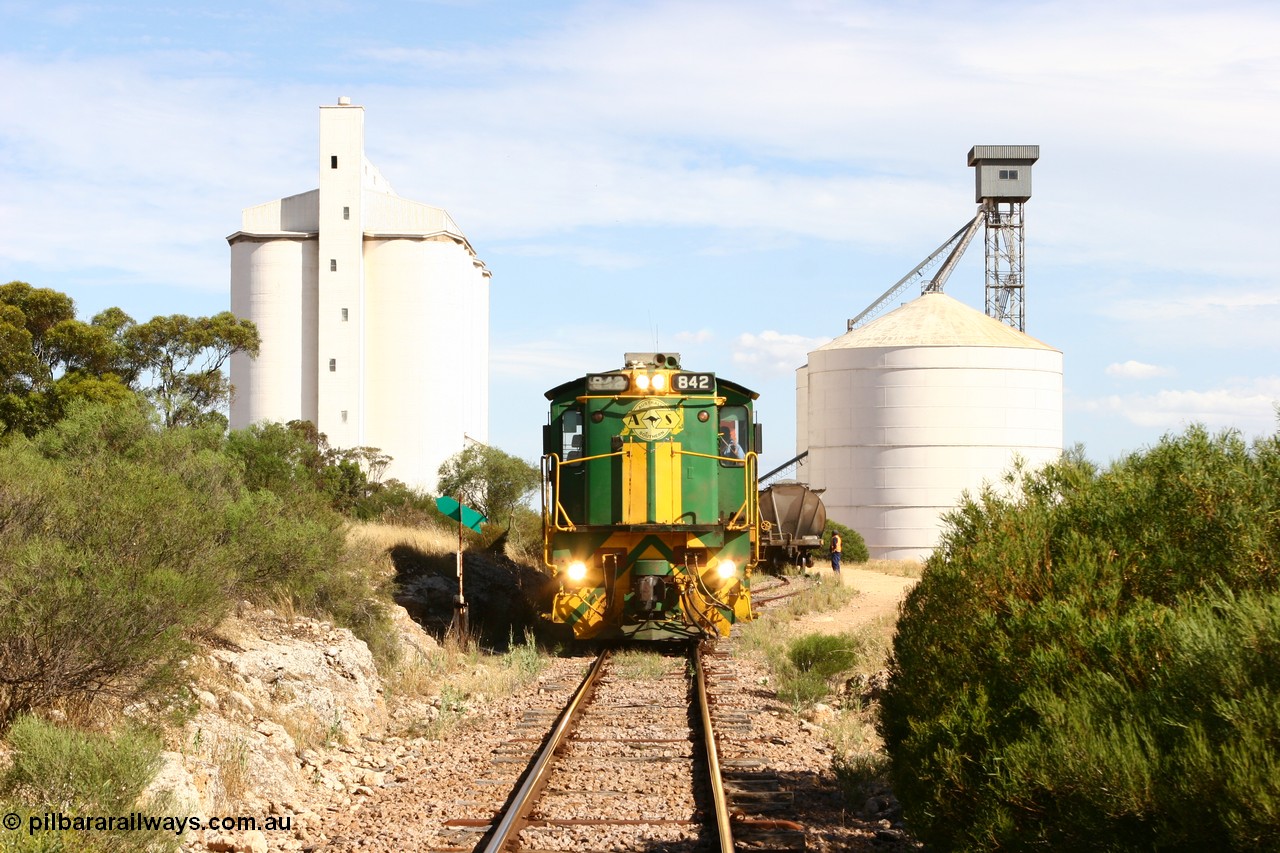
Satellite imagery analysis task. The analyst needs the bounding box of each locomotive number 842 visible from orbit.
[541,352,762,640]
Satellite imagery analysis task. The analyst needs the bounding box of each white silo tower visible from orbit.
[798,292,1062,561]
[229,98,490,490]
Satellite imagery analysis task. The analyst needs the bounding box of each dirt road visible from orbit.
[796,565,919,637]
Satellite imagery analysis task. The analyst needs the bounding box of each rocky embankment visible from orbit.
[166,603,442,853]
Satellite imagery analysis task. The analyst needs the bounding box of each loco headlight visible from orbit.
[566,560,588,583]
[634,374,650,390]
[716,560,738,580]
[652,373,667,391]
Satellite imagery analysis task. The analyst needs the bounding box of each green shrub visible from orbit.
[1,715,178,853]
[823,520,869,563]
[833,750,891,799]
[769,632,867,710]
[0,407,234,726]
[0,401,398,724]
[502,505,545,565]
[311,541,400,671]
[776,671,830,709]
[2,715,162,813]
[881,429,1280,850]
[500,630,546,680]
[787,632,862,680]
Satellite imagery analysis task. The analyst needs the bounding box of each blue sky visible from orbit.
[3,0,1279,474]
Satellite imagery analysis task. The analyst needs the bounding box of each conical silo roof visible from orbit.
[819,292,1056,351]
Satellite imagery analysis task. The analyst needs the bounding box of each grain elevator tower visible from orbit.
[229,98,490,490]
[969,145,1039,331]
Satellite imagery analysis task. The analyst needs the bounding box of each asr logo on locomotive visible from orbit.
[620,398,685,441]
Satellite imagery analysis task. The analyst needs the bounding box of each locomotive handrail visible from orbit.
[544,449,627,533]
[540,455,555,569]
[671,449,760,536]
[744,452,761,571]
[545,447,761,567]
[542,452,575,534]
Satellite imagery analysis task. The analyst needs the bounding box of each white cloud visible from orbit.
[489,242,646,270]
[4,0,1280,468]
[1105,360,1173,379]
[732,330,826,375]
[490,340,585,380]
[1080,379,1280,435]
[1100,287,1280,351]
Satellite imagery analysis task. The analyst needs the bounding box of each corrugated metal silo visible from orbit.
[800,292,1062,560]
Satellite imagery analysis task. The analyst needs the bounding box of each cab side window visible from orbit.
[718,406,747,466]
[562,410,584,459]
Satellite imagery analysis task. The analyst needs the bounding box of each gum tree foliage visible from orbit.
[437,443,540,526]
[0,281,259,434]
[0,282,135,434]
[123,310,260,428]
[0,402,236,726]
[880,429,1280,851]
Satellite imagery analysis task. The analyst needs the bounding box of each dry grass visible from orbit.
[771,580,860,619]
[346,520,458,556]
[384,632,479,701]
[859,558,925,578]
[851,612,897,671]
[208,735,250,808]
[271,706,343,753]
[826,703,881,748]
[385,631,561,740]
[735,582,859,673]
[42,693,125,734]
[612,649,677,680]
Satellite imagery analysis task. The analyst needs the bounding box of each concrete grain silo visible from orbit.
[797,292,1062,560]
[229,98,490,490]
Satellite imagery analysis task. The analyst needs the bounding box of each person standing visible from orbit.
[830,531,842,574]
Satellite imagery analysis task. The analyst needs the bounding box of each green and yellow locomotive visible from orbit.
[541,352,761,640]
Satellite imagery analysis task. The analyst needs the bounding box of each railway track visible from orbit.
[430,644,804,853]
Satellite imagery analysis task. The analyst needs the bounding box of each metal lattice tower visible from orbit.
[968,145,1039,332]
[982,199,1026,330]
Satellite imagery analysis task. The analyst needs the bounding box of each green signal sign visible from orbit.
[436,496,487,532]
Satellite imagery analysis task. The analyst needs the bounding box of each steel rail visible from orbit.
[480,649,611,853]
[696,643,736,853]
